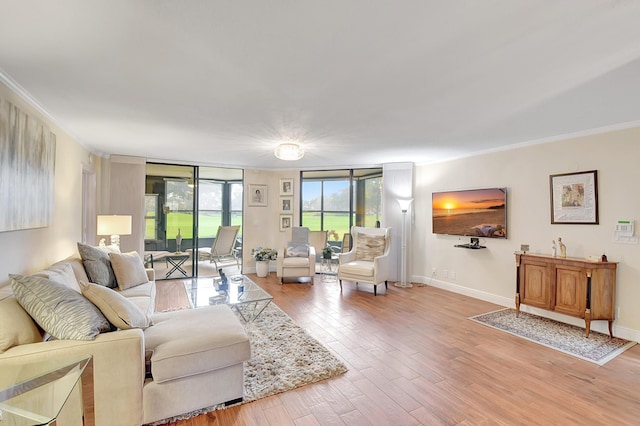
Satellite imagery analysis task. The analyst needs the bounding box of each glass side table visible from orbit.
[0,354,93,425]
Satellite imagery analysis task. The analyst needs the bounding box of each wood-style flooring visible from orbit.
[159,274,640,426]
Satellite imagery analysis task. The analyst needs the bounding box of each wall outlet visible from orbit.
[443,270,448,278]
[432,267,437,276]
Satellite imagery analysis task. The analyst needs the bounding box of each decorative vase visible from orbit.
[176,228,182,252]
[255,260,269,277]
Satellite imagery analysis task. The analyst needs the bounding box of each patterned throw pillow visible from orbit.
[77,242,118,288]
[355,233,386,261]
[10,274,111,341]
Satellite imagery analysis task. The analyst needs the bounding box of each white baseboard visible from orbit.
[413,275,640,343]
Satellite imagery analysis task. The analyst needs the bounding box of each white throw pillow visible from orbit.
[109,251,149,291]
[80,282,151,330]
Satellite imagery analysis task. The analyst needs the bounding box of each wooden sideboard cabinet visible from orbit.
[514,253,617,338]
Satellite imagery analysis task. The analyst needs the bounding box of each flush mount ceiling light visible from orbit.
[274,142,304,161]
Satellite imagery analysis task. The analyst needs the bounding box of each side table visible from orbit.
[0,354,94,425]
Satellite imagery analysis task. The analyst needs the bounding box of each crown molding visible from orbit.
[0,66,83,145]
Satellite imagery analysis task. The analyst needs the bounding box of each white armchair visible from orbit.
[338,226,391,296]
[277,227,316,284]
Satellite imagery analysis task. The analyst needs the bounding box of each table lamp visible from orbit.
[97,215,132,247]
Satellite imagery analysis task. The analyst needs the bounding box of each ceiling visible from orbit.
[2,1,640,170]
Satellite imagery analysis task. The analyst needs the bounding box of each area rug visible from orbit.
[150,302,348,425]
[469,308,636,366]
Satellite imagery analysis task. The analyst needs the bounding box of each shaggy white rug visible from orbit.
[150,303,347,424]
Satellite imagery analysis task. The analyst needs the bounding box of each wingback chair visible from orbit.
[338,226,391,296]
[277,227,316,284]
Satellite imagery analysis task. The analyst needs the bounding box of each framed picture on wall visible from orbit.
[248,184,268,207]
[280,197,292,212]
[550,170,598,224]
[280,214,293,231]
[280,178,294,195]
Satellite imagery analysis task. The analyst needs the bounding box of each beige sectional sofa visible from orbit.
[0,250,251,425]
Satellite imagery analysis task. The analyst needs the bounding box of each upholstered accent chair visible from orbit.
[338,226,391,296]
[195,225,240,269]
[277,227,316,284]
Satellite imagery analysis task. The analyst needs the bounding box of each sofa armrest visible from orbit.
[146,268,155,282]
[0,329,145,426]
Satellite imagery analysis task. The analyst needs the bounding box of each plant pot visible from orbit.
[255,260,269,277]
[323,253,332,260]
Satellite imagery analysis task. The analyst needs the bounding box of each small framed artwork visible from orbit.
[280,214,293,231]
[248,184,268,207]
[280,197,293,212]
[280,178,294,196]
[550,170,599,224]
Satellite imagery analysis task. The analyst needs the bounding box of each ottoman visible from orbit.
[142,304,251,424]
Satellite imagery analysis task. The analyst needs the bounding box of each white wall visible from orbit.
[242,169,299,273]
[413,127,640,340]
[0,82,93,287]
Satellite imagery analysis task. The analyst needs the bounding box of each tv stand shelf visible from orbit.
[455,243,486,249]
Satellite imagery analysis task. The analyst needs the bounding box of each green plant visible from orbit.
[252,247,277,261]
[322,245,333,256]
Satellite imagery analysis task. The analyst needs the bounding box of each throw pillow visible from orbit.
[109,251,149,291]
[0,295,43,353]
[77,242,118,288]
[10,274,112,341]
[355,233,386,261]
[80,282,151,330]
[34,263,82,293]
[286,242,309,257]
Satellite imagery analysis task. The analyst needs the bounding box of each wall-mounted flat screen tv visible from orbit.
[432,188,507,238]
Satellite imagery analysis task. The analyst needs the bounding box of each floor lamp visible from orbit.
[394,198,413,288]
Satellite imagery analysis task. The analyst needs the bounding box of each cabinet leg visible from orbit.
[608,320,613,338]
[584,308,591,338]
[515,293,520,317]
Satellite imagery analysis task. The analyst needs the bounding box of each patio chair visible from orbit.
[196,225,241,269]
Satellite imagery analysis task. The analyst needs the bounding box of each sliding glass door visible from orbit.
[145,163,243,280]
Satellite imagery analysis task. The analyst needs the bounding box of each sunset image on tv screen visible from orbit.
[432,188,506,238]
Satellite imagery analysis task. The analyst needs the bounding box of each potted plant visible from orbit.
[252,247,277,277]
[322,245,334,260]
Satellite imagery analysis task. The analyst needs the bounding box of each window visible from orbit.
[144,194,158,240]
[301,168,382,245]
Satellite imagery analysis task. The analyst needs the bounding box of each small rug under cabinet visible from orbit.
[469,308,636,366]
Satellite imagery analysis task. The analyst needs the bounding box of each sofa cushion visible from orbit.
[118,281,156,317]
[282,257,310,267]
[339,260,375,278]
[145,305,250,384]
[109,251,149,291]
[78,243,118,288]
[80,282,151,330]
[0,295,43,353]
[34,262,82,293]
[355,233,385,261]
[10,274,112,340]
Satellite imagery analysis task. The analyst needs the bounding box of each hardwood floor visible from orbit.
[160,274,640,426]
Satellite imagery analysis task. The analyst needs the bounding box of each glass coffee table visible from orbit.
[185,275,273,322]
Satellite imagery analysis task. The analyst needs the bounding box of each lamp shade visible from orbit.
[397,198,413,212]
[97,215,132,236]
